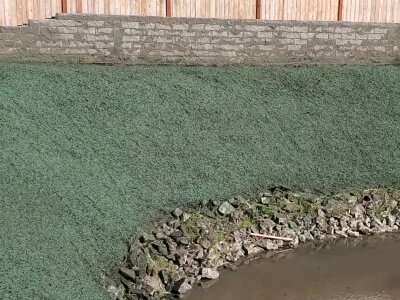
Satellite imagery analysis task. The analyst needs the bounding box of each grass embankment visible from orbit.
[1,63,400,300]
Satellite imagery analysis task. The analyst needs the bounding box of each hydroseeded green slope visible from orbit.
[1,63,400,300]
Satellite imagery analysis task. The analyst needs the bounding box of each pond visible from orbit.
[190,234,400,300]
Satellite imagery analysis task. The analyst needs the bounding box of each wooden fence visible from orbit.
[1,0,400,26]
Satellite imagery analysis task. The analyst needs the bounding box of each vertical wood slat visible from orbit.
[395,0,400,22]
[15,0,22,24]
[256,0,261,19]
[338,0,343,20]
[0,0,4,26]
[166,0,171,16]
[76,0,82,13]
[61,0,67,13]
[1,0,400,26]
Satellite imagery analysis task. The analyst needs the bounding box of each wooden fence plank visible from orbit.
[391,0,397,22]
[51,0,57,17]
[376,0,381,22]
[344,0,349,21]
[353,0,358,22]
[372,0,377,22]
[16,0,22,24]
[12,0,18,24]
[103,0,109,14]
[227,0,231,18]
[76,0,81,13]
[388,0,394,22]
[295,0,300,20]
[3,0,8,25]
[333,0,337,20]
[329,0,335,21]
[94,0,99,14]
[331,0,335,20]
[45,0,51,17]
[317,0,322,20]
[379,0,384,22]
[395,0,400,22]
[363,0,367,22]
[22,0,28,23]
[2,0,400,26]
[0,0,5,26]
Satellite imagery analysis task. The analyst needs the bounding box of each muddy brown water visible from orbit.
[190,234,400,300]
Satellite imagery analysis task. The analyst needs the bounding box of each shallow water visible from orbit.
[190,234,400,300]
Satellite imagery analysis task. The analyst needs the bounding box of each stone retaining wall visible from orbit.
[0,14,399,65]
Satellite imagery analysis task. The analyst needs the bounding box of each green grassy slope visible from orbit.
[1,63,400,300]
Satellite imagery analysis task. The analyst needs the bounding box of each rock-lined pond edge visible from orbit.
[104,187,400,300]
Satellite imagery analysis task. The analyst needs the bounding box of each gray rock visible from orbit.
[152,241,169,257]
[183,266,199,277]
[259,218,276,233]
[228,197,242,207]
[290,235,300,248]
[372,217,384,229]
[119,275,135,291]
[175,251,188,266]
[351,204,366,219]
[348,196,358,205]
[165,237,178,254]
[172,278,192,295]
[211,200,221,207]
[218,202,236,215]
[159,270,170,285]
[349,219,358,230]
[288,220,298,230]
[136,279,157,295]
[162,223,173,235]
[348,230,360,237]
[388,214,396,228]
[226,249,245,262]
[144,275,165,294]
[201,268,220,280]
[201,208,216,219]
[197,237,211,249]
[155,230,168,240]
[260,196,272,205]
[243,243,264,255]
[182,213,191,222]
[312,229,325,240]
[119,267,136,282]
[224,263,238,271]
[173,208,183,218]
[277,216,287,225]
[256,240,279,250]
[335,230,348,238]
[358,224,372,234]
[303,231,315,241]
[140,233,156,243]
[175,236,190,245]
[298,234,307,243]
[131,250,148,277]
[250,225,259,234]
[324,199,348,217]
[170,230,183,239]
[167,219,181,230]
[340,216,350,230]
[316,208,327,231]
[195,248,204,260]
[326,225,335,235]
